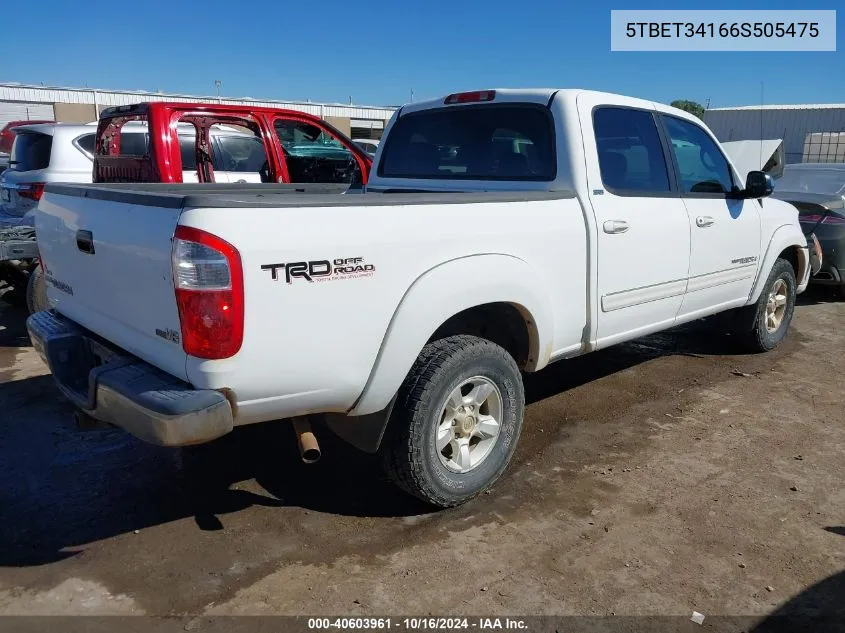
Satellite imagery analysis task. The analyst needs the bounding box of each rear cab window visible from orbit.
[9,132,53,171]
[378,104,556,181]
[118,132,150,157]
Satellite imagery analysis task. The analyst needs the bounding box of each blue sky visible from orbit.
[4,0,842,108]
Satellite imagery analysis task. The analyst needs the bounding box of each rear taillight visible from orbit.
[799,213,845,225]
[821,215,845,225]
[18,183,45,201]
[172,226,244,360]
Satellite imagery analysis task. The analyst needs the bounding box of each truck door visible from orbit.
[659,114,762,318]
[270,115,368,185]
[576,95,692,348]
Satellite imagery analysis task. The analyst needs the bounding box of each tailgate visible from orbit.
[35,186,188,380]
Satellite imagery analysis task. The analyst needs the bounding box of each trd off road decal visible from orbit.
[261,257,376,284]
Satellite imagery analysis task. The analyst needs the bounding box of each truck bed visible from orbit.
[44,182,574,209]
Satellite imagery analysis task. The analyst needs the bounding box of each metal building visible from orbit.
[0,82,398,140]
[704,104,845,165]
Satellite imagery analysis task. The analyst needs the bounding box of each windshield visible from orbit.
[775,166,845,196]
[378,104,556,181]
[9,131,53,171]
[275,120,344,150]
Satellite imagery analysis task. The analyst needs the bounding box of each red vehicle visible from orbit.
[0,119,55,154]
[94,102,372,185]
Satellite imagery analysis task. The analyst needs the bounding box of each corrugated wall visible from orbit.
[0,101,55,128]
[0,84,397,121]
[704,107,845,164]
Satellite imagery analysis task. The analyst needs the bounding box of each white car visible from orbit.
[352,138,379,157]
[28,88,817,508]
[0,123,98,228]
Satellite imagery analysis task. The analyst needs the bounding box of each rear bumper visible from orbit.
[26,310,234,447]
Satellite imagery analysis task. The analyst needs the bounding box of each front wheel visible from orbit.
[734,257,797,352]
[380,335,525,508]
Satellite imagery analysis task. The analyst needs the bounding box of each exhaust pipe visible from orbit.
[292,416,321,464]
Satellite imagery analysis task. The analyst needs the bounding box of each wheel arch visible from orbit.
[748,225,808,304]
[348,254,554,418]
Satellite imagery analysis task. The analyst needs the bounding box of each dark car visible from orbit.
[772,163,845,294]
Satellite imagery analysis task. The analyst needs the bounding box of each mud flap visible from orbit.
[323,395,397,453]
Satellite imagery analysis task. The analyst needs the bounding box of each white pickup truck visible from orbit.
[27,89,820,508]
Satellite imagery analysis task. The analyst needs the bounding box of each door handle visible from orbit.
[696,216,715,228]
[603,220,629,234]
[76,229,95,254]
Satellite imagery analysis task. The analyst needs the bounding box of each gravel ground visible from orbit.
[0,288,842,625]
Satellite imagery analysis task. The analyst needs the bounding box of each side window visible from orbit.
[215,136,268,172]
[75,133,96,156]
[663,116,734,195]
[593,107,671,194]
[273,119,360,184]
[178,135,198,170]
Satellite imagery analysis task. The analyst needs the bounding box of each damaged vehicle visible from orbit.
[6,102,373,311]
[771,162,845,295]
[93,102,372,186]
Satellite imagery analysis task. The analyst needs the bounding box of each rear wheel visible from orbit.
[733,257,796,352]
[380,335,525,508]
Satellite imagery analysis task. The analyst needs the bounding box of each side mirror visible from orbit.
[741,171,774,199]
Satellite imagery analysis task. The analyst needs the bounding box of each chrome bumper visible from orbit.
[26,310,234,447]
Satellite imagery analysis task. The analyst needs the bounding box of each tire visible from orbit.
[380,335,525,508]
[734,257,797,353]
[26,263,48,314]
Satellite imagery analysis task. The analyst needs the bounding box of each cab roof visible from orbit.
[397,88,694,121]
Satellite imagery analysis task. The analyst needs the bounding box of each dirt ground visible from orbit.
[0,288,843,624]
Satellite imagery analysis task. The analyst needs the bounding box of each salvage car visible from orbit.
[3,102,373,311]
[27,88,819,508]
[771,162,845,295]
[94,102,371,185]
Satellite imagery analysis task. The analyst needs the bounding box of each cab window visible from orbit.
[593,107,671,194]
[273,119,360,184]
[662,115,734,195]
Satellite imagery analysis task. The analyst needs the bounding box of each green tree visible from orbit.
[670,100,706,120]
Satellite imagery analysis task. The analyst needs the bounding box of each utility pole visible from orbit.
[214,80,222,103]
[410,88,414,103]
[705,97,711,109]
